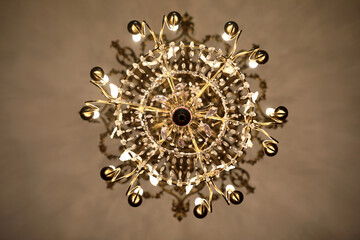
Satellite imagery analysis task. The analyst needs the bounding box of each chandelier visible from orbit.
[79,12,288,220]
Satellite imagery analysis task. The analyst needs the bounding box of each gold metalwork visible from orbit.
[80,12,288,221]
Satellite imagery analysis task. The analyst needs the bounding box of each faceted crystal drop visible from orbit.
[204,123,211,137]
[153,95,168,102]
[174,82,187,92]
[161,126,168,140]
[178,138,185,148]
[205,107,217,118]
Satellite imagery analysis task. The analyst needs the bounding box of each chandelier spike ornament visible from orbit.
[79,12,288,220]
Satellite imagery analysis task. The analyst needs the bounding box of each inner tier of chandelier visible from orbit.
[114,42,256,187]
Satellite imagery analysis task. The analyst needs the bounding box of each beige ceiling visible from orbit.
[1,0,360,239]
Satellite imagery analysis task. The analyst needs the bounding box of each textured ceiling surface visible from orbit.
[1,0,360,239]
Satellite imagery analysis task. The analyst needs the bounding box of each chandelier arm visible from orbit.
[125,170,144,196]
[253,120,283,126]
[232,48,259,61]
[109,167,122,182]
[188,127,210,174]
[108,167,138,184]
[268,116,285,124]
[159,15,171,45]
[210,180,230,205]
[195,113,231,122]
[137,21,159,47]
[198,154,208,174]
[188,126,210,179]
[90,80,116,100]
[203,181,213,212]
[228,30,243,58]
[254,127,279,144]
[120,100,170,113]
[158,48,179,103]
[84,100,114,111]
[141,105,170,113]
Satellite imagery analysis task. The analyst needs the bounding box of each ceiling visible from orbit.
[0,0,359,239]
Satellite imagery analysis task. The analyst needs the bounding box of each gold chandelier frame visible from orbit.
[79,12,288,220]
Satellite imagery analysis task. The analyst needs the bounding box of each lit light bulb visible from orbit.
[169,25,179,31]
[132,33,141,42]
[249,60,258,69]
[186,185,193,195]
[109,83,119,98]
[251,91,259,103]
[195,197,202,206]
[226,184,235,193]
[222,32,231,41]
[110,127,117,139]
[92,111,100,119]
[102,74,109,84]
[120,150,132,161]
[134,187,144,196]
[149,175,159,186]
[227,165,235,171]
[266,108,275,116]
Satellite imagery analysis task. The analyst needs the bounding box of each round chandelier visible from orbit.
[79,12,288,220]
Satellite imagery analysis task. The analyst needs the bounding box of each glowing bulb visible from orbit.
[249,60,258,69]
[110,126,117,139]
[109,83,119,98]
[266,108,275,116]
[186,185,193,195]
[149,175,159,186]
[92,111,100,119]
[134,187,143,196]
[102,74,109,84]
[120,150,132,161]
[200,53,207,62]
[252,91,259,103]
[189,177,197,184]
[222,32,231,41]
[226,184,235,193]
[195,197,202,206]
[170,25,179,31]
[132,33,141,42]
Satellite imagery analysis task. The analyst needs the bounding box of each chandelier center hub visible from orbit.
[172,106,192,127]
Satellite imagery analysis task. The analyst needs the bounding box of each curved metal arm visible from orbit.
[210,180,230,205]
[125,170,144,196]
[200,181,213,212]
[232,47,259,61]
[84,99,114,111]
[133,20,159,47]
[254,127,279,144]
[159,15,171,44]
[90,80,117,100]
[228,30,243,58]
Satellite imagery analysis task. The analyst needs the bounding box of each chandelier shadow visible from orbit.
[79,12,288,220]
